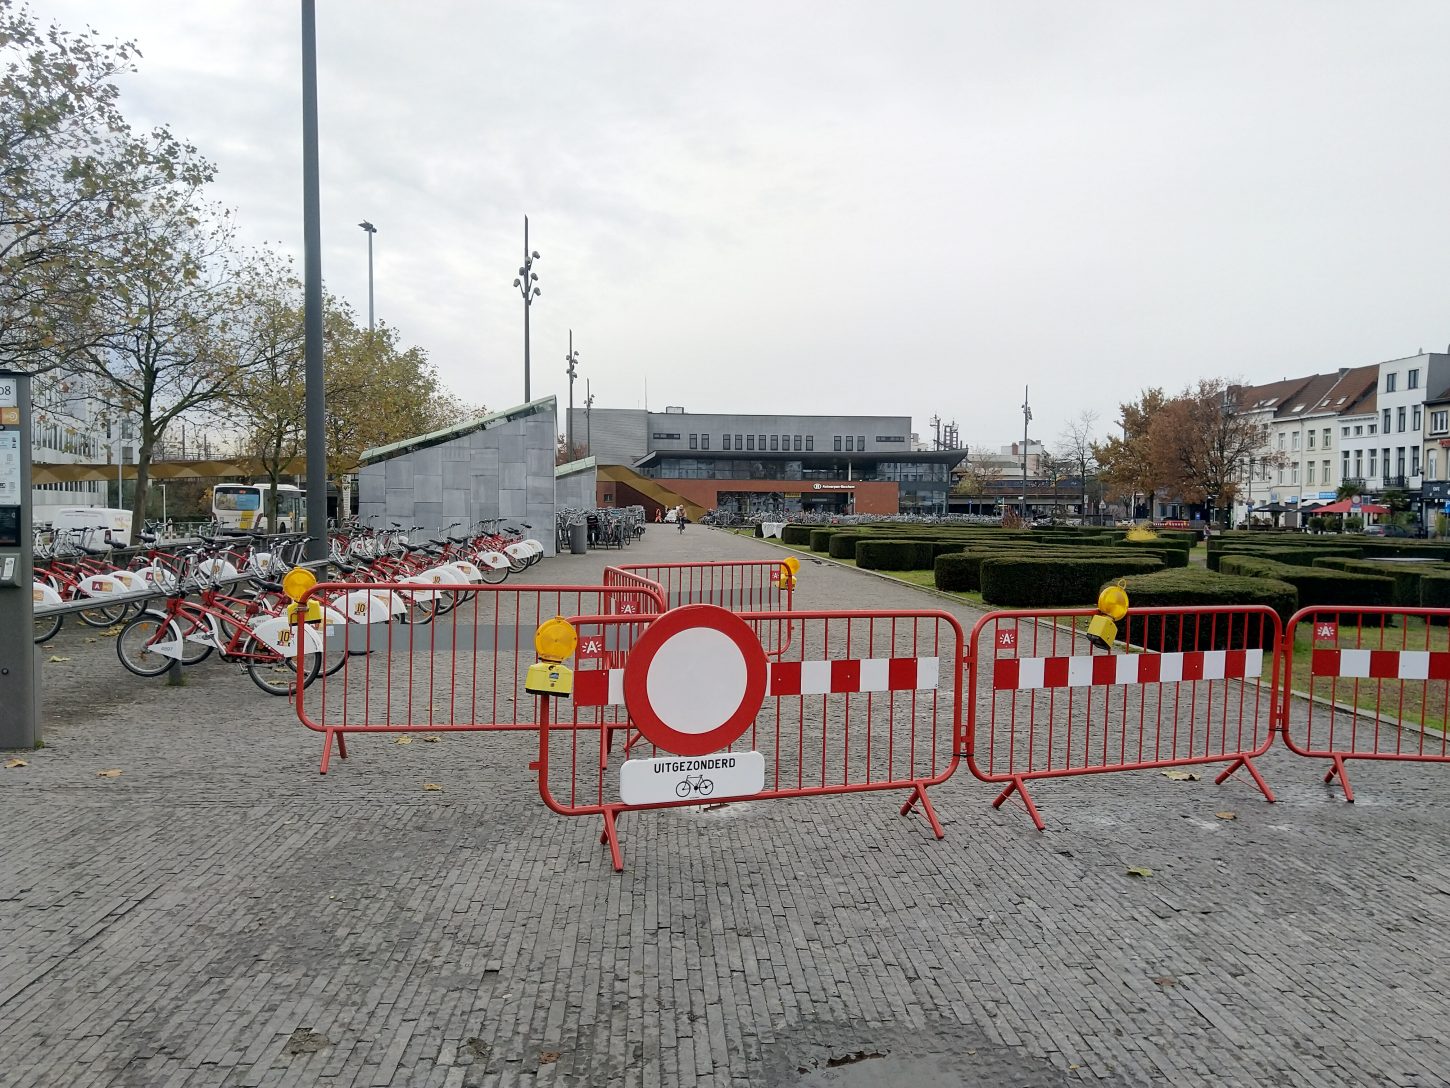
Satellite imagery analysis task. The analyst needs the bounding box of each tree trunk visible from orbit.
[130,435,153,546]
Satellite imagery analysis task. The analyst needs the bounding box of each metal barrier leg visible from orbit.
[1324,754,1355,803]
[1215,756,1276,803]
[318,729,348,775]
[599,808,624,871]
[992,776,1045,832]
[900,783,946,839]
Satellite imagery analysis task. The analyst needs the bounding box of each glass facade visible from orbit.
[638,456,952,512]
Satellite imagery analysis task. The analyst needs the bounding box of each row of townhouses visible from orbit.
[1234,349,1450,528]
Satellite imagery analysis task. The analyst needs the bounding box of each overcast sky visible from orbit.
[35,1,1450,451]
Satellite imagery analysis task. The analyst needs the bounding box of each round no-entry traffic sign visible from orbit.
[622,604,768,756]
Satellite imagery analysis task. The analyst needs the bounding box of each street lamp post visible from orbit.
[512,216,541,402]
[358,220,376,332]
[565,331,579,460]
[1021,386,1032,521]
[584,380,594,456]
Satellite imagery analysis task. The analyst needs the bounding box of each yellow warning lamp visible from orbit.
[526,616,577,697]
[1087,582,1130,652]
[779,555,800,590]
[282,567,323,623]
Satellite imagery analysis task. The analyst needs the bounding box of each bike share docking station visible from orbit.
[0,370,40,749]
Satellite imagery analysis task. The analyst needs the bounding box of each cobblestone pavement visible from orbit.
[5,526,1450,1086]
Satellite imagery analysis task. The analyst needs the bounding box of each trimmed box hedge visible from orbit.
[1115,568,1296,649]
[979,555,1163,607]
[808,528,838,552]
[780,524,814,547]
[827,533,872,560]
[935,553,975,592]
[1311,557,1443,608]
[855,538,938,571]
[1219,554,1393,610]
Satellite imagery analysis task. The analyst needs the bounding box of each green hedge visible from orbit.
[1119,568,1298,628]
[1420,572,1450,619]
[855,538,938,571]
[1219,554,1393,610]
[1113,569,1294,651]
[1312,557,1443,608]
[934,553,975,592]
[780,524,813,547]
[1207,543,1361,571]
[827,533,872,560]
[808,528,838,552]
[980,555,1164,607]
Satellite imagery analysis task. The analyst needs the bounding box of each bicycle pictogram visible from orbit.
[674,774,714,798]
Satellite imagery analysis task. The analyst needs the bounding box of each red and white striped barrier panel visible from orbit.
[965,605,1283,830]
[1282,607,1450,801]
[294,582,665,773]
[535,605,963,871]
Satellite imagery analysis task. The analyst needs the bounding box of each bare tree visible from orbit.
[1057,409,1099,520]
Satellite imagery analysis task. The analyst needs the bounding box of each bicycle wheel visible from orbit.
[78,598,128,627]
[169,612,215,666]
[33,613,63,644]
[116,611,180,678]
[478,562,508,585]
[242,634,322,696]
[402,593,437,625]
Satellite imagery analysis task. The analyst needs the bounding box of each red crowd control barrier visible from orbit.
[535,606,963,871]
[294,582,665,773]
[965,605,1282,829]
[608,560,797,656]
[1281,607,1450,801]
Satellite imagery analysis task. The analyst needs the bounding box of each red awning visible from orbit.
[1310,499,1390,515]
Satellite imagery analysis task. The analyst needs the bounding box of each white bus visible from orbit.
[212,483,306,534]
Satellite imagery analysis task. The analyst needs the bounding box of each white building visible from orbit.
[29,373,137,524]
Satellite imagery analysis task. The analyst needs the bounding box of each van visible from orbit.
[45,507,135,548]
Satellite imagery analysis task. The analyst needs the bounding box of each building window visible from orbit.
[1397,448,1406,477]
[845,436,854,452]
[1413,406,1422,431]
[1343,426,1350,438]
[1369,449,1378,476]
[834,436,842,452]
[769,435,778,451]
[1278,433,1286,451]
[805,435,813,451]
[1433,410,1449,434]
[1368,422,1377,435]
[1322,459,1330,484]
[793,435,801,451]
[1307,430,1316,450]
[758,434,766,450]
[857,435,865,450]
[1383,409,1392,433]
[746,434,755,450]
[689,434,698,450]
[1354,424,1363,436]
[1412,448,1421,476]
[1343,451,1350,479]
[1430,449,1439,480]
[1409,368,1420,390]
[1397,407,1406,432]
[700,434,709,450]
[1323,428,1331,447]
[1386,373,1397,393]
[1355,450,1363,478]
[1277,467,1284,484]
[1291,432,1300,451]
[1307,462,1315,485]
[1291,464,1299,484]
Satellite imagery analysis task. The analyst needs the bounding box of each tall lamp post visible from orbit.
[565,331,580,459]
[1021,386,1032,521]
[358,220,377,332]
[512,216,541,402]
[585,380,594,456]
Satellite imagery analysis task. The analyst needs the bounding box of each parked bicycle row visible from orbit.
[32,518,551,696]
[555,506,646,551]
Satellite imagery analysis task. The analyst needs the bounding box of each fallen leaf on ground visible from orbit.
[394,736,412,745]
[96,769,123,778]
[423,782,443,792]
[539,1051,560,1065]
[1161,770,1199,782]
[1125,866,1154,878]
[84,638,97,644]
[100,628,122,638]
[1152,976,1177,987]
[1215,811,1237,821]
[421,735,441,743]
[4,758,28,769]
[46,655,70,663]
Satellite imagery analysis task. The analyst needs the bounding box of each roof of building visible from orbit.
[631,447,969,470]
[554,455,596,477]
[1232,375,1317,414]
[358,396,556,465]
[1321,364,1379,416]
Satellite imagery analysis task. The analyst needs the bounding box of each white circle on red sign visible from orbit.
[622,604,767,756]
